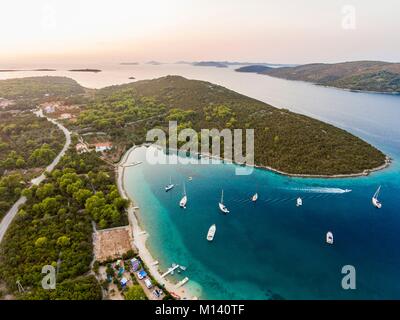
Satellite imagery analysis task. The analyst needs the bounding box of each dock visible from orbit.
[161,264,180,278]
[175,277,189,289]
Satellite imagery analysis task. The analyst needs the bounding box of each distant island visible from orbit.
[69,69,102,73]
[128,76,135,80]
[120,62,139,65]
[193,61,228,68]
[237,61,400,94]
[146,61,163,65]
[0,68,56,72]
[235,65,272,73]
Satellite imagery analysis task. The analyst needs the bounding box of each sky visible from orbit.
[0,0,399,65]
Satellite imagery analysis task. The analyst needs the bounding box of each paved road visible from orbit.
[0,110,71,243]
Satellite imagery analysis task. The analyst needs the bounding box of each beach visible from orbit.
[116,146,199,300]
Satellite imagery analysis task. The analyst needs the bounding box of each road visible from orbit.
[0,110,71,243]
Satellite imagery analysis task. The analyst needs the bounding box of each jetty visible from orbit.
[175,277,189,289]
[161,264,180,278]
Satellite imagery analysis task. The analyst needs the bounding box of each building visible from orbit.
[95,142,113,153]
[59,113,72,120]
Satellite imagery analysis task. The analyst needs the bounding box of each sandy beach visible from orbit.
[116,146,199,300]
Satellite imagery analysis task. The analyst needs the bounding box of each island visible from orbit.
[69,68,102,73]
[239,61,400,94]
[146,61,163,65]
[235,65,272,73]
[120,62,139,65]
[193,61,228,68]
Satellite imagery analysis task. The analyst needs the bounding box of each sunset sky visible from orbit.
[1,0,399,65]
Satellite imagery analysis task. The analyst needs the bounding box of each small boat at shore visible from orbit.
[219,190,230,214]
[207,224,216,241]
[251,193,258,202]
[326,231,334,245]
[372,186,382,209]
[165,176,175,192]
[179,183,187,209]
[296,197,303,207]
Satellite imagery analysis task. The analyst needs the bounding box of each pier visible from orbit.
[175,277,189,288]
[161,264,180,278]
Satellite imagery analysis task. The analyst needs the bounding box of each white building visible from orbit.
[95,142,112,152]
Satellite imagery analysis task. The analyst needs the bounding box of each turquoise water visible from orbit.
[125,146,400,300]
[121,67,400,299]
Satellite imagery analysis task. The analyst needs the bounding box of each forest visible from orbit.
[0,149,128,299]
[0,110,64,221]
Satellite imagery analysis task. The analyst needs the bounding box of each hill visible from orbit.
[235,65,272,73]
[0,76,85,100]
[75,75,386,176]
[260,61,400,93]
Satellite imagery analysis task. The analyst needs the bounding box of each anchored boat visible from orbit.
[372,186,382,209]
[296,197,303,207]
[219,190,230,214]
[326,231,334,245]
[165,176,175,192]
[179,182,187,209]
[207,224,216,241]
[251,193,258,202]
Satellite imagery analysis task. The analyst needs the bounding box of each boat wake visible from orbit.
[286,187,352,194]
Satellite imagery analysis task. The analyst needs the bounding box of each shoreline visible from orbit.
[116,146,198,300]
[156,145,392,179]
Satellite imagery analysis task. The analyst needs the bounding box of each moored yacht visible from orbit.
[326,231,334,245]
[219,189,230,214]
[179,183,187,209]
[165,176,175,192]
[207,224,216,241]
[251,193,258,202]
[296,197,303,207]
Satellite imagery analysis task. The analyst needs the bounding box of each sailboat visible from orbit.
[251,193,258,202]
[219,189,230,214]
[207,224,216,241]
[372,186,382,209]
[296,197,303,207]
[326,231,334,245]
[165,176,175,192]
[179,182,187,209]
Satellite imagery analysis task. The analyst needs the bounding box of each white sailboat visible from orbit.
[207,224,216,241]
[326,231,334,245]
[219,189,230,214]
[296,197,303,207]
[372,186,382,209]
[179,182,187,209]
[251,193,258,202]
[165,176,175,192]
